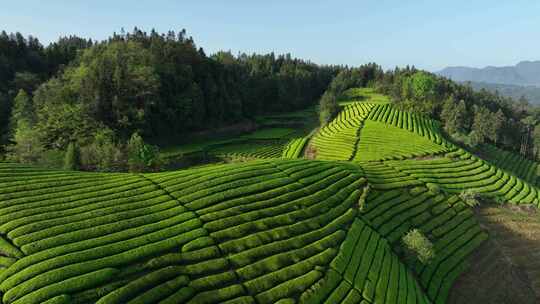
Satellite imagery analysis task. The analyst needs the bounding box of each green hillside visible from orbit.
[0,88,538,303]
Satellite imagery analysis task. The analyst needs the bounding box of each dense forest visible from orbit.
[0,28,338,170]
[3,27,540,172]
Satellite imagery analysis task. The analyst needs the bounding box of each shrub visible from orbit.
[319,91,339,125]
[80,128,125,171]
[426,183,441,195]
[5,120,44,164]
[64,142,81,171]
[38,149,65,169]
[459,189,480,207]
[402,229,435,265]
[127,132,160,172]
[357,184,371,212]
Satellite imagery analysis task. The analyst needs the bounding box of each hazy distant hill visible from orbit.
[466,81,540,104]
[438,61,540,86]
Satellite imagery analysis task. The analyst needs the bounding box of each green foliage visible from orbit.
[426,183,441,195]
[467,130,484,148]
[399,71,438,115]
[73,41,160,135]
[357,184,371,212]
[441,98,468,134]
[319,65,383,125]
[127,132,160,172]
[9,89,34,135]
[410,72,437,101]
[64,142,81,171]
[459,189,480,207]
[377,66,539,161]
[33,80,97,149]
[80,128,125,171]
[5,120,44,164]
[319,91,339,125]
[402,229,435,265]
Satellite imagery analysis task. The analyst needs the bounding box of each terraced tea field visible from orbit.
[160,106,318,163]
[1,88,538,303]
[478,144,540,186]
[0,158,488,304]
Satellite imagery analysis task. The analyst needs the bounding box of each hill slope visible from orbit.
[0,88,539,303]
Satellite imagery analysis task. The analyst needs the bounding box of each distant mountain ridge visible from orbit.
[466,81,540,104]
[437,60,540,86]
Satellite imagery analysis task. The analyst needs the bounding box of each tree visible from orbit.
[518,95,529,115]
[520,116,536,157]
[9,89,34,135]
[532,124,540,159]
[441,97,468,134]
[127,132,159,172]
[0,92,10,149]
[319,91,338,125]
[402,229,435,265]
[6,120,43,163]
[79,128,124,171]
[471,106,492,144]
[488,109,505,144]
[398,71,439,115]
[12,72,41,93]
[74,41,160,136]
[64,142,81,170]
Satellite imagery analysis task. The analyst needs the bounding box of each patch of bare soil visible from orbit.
[304,144,317,160]
[447,205,539,304]
[412,155,440,161]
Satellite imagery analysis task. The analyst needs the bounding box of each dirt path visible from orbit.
[447,205,539,304]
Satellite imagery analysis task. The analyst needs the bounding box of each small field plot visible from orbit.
[354,120,450,162]
[209,140,285,159]
[367,104,448,146]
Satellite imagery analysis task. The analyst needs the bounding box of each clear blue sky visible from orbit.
[2,0,539,71]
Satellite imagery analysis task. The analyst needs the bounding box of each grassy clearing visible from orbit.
[339,88,391,106]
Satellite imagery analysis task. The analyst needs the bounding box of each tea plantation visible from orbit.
[0,88,538,303]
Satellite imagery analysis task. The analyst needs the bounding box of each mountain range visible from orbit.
[437,61,540,104]
[437,60,540,86]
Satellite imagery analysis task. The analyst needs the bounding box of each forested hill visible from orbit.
[3,27,540,174]
[0,28,338,151]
